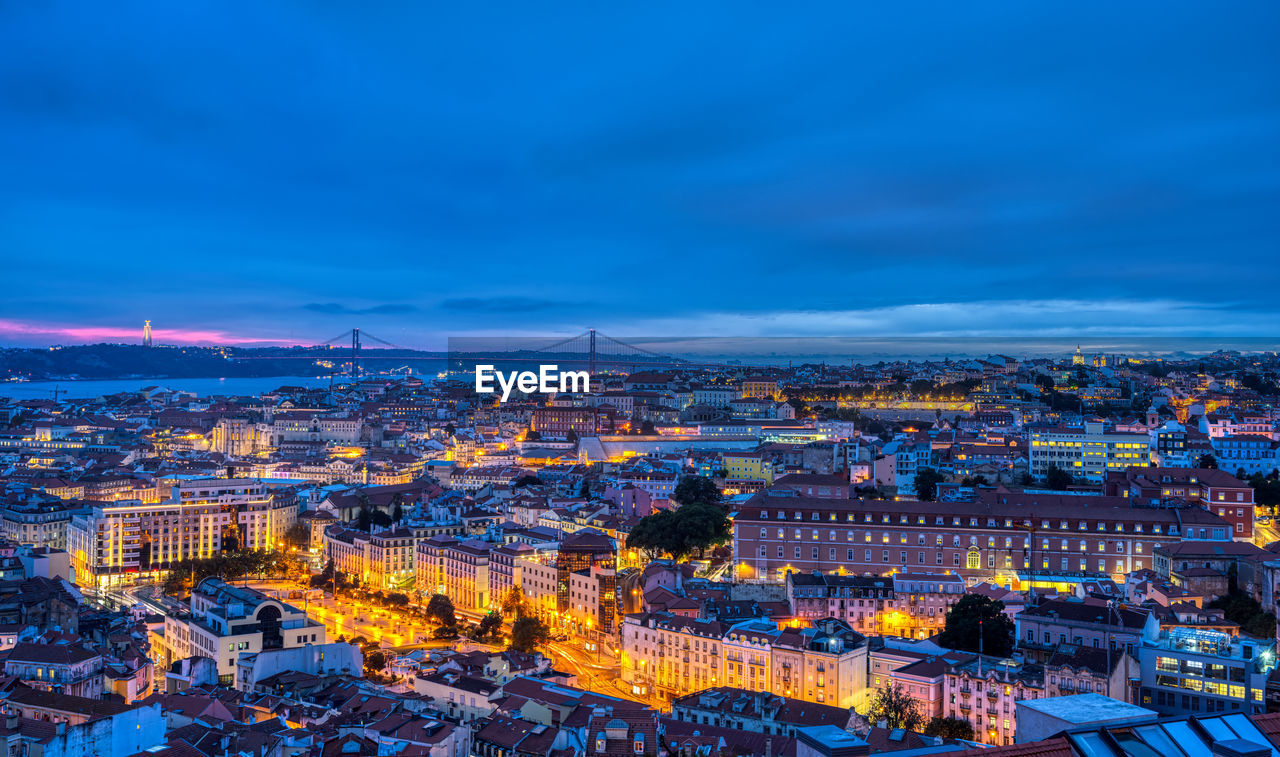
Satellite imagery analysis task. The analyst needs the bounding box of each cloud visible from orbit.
[303,303,418,315]
[441,297,582,313]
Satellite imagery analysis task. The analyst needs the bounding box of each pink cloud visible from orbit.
[0,318,301,346]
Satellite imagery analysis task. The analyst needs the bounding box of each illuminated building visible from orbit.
[786,571,964,639]
[943,655,1046,745]
[733,491,1232,587]
[68,500,234,589]
[555,530,616,615]
[1139,627,1275,716]
[620,614,867,708]
[740,378,779,400]
[155,578,326,685]
[323,525,419,590]
[1104,467,1256,540]
[1028,422,1150,483]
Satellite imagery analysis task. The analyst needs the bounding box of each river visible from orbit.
[0,375,418,401]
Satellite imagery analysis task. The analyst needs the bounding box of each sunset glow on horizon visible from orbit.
[0,318,302,347]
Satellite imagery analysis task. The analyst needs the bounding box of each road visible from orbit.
[124,577,649,705]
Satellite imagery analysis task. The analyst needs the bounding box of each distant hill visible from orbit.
[0,343,445,380]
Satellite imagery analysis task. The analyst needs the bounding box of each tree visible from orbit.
[1034,374,1055,392]
[867,682,923,731]
[673,475,722,507]
[475,612,504,641]
[914,468,945,502]
[1197,453,1218,470]
[626,503,730,561]
[510,616,550,653]
[364,649,388,674]
[1249,473,1280,510]
[514,475,543,488]
[577,479,591,499]
[938,594,1015,657]
[626,509,678,560]
[924,716,974,740]
[501,586,527,618]
[909,379,935,397]
[356,507,372,532]
[672,502,732,559]
[425,594,457,627]
[960,475,989,488]
[370,510,392,529]
[444,423,456,436]
[283,522,310,551]
[1044,465,1074,490]
[1209,590,1277,639]
[391,492,405,523]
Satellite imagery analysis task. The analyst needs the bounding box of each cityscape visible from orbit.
[3,3,1280,757]
[1,343,1280,756]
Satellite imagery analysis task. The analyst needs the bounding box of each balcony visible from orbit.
[987,689,999,699]
[959,701,971,711]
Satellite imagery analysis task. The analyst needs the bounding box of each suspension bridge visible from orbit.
[229,328,709,379]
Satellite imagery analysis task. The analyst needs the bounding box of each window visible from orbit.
[966,550,980,569]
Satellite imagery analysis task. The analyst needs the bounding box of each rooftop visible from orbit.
[1016,693,1156,724]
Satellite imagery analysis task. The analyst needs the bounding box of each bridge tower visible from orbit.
[350,328,361,378]
[588,328,596,376]
[143,320,152,347]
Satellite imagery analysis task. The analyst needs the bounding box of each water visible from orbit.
[0,375,378,401]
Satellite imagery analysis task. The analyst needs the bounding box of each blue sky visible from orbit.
[1,2,1278,348]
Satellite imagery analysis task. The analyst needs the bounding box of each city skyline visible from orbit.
[3,3,1280,347]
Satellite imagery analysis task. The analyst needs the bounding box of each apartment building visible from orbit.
[1016,596,1158,663]
[1105,467,1256,540]
[1,500,75,550]
[67,500,234,589]
[414,535,493,612]
[157,578,326,684]
[323,525,419,590]
[1211,435,1280,477]
[733,490,1230,586]
[3,641,104,699]
[515,554,559,620]
[556,530,615,613]
[620,614,867,709]
[670,687,854,738]
[784,571,963,640]
[942,656,1047,746]
[530,407,614,438]
[567,565,618,637]
[1139,627,1275,716]
[1028,422,1150,483]
[741,379,779,400]
[1200,412,1275,440]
